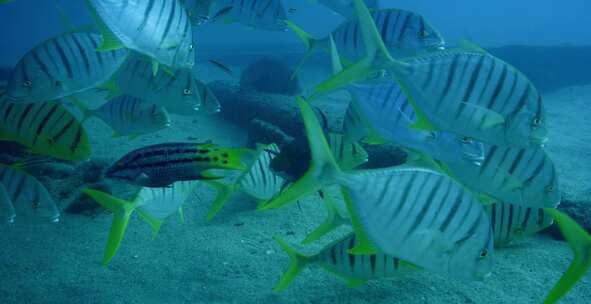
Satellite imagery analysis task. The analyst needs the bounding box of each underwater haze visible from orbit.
[1,1,590,304]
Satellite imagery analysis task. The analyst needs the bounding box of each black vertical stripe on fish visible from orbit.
[330,244,337,265]
[53,39,73,79]
[28,103,51,140]
[391,173,416,215]
[462,55,485,103]
[490,203,497,233]
[369,254,376,274]
[62,36,82,79]
[16,103,35,136]
[440,54,460,101]
[456,210,484,247]
[537,209,545,226]
[513,84,531,114]
[88,35,104,68]
[34,104,59,143]
[139,0,157,33]
[505,203,514,240]
[522,156,546,185]
[70,126,83,152]
[480,145,497,174]
[402,175,440,242]
[521,207,532,228]
[41,43,61,76]
[159,0,177,47]
[12,173,27,203]
[508,149,526,175]
[499,199,506,238]
[395,12,409,41]
[71,34,91,75]
[497,71,518,112]
[438,188,461,231]
[52,118,75,143]
[31,49,52,80]
[475,58,495,102]
[3,103,15,122]
[485,62,507,109]
[348,237,356,270]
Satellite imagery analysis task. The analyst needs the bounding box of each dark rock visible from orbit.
[76,159,111,184]
[239,58,301,96]
[247,119,294,148]
[362,144,407,169]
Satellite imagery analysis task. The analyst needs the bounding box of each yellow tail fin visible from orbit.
[81,188,138,265]
[543,208,591,304]
[273,237,312,292]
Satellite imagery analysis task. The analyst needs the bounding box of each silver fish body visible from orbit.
[89,0,195,69]
[343,167,494,280]
[238,143,285,201]
[0,165,60,223]
[90,95,171,137]
[115,56,201,112]
[7,32,128,102]
[393,49,548,148]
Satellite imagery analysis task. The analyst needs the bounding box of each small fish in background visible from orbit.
[87,0,195,72]
[0,99,92,162]
[209,0,289,31]
[194,78,222,114]
[285,8,444,77]
[0,164,60,224]
[205,143,285,220]
[75,95,171,139]
[6,32,129,103]
[81,180,200,265]
[316,0,379,18]
[208,59,233,77]
[485,202,554,248]
[105,142,255,188]
[113,55,202,113]
[262,98,494,280]
[273,233,418,291]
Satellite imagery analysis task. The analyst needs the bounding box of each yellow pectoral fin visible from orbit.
[460,102,505,129]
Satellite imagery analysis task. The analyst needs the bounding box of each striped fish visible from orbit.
[88,0,195,69]
[86,95,171,138]
[390,48,548,148]
[6,32,128,103]
[194,78,221,114]
[485,202,553,247]
[314,1,547,148]
[0,100,91,161]
[286,9,444,75]
[210,0,288,31]
[264,98,494,280]
[115,55,201,113]
[443,145,560,208]
[106,142,253,187]
[82,180,200,264]
[344,81,485,166]
[206,143,285,220]
[274,232,416,291]
[343,167,494,280]
[317,0,379,18]
[0,164,60,223]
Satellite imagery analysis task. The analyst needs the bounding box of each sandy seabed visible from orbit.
[0,64,590,304]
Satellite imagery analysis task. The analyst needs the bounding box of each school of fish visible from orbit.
[0,1,589,303]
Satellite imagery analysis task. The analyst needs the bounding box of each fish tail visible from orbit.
[302,189,348,244]
[543,208,591,304]
[204,180,237,221]
[284,20,319,80]
[136,207,164,239]
[273,237,312,292]
[259,97,342,210]
[341,187,379,255]
[312,0,406,97]
[81,188,138,265]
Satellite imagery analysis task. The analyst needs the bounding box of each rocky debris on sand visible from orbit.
[247,119,294,148]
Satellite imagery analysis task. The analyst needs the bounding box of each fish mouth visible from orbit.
[530,129,549,147]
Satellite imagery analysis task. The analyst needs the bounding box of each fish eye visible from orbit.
[418,30,429,38]
[183,88,193,95]
[461,136,471,143]
[32,201,40,209]
[188,44,194,51]
[23,80,32,87]
[546,185,554,192]
[532,118,542,126]
[479,249,488,258]
[55,80,62,87]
